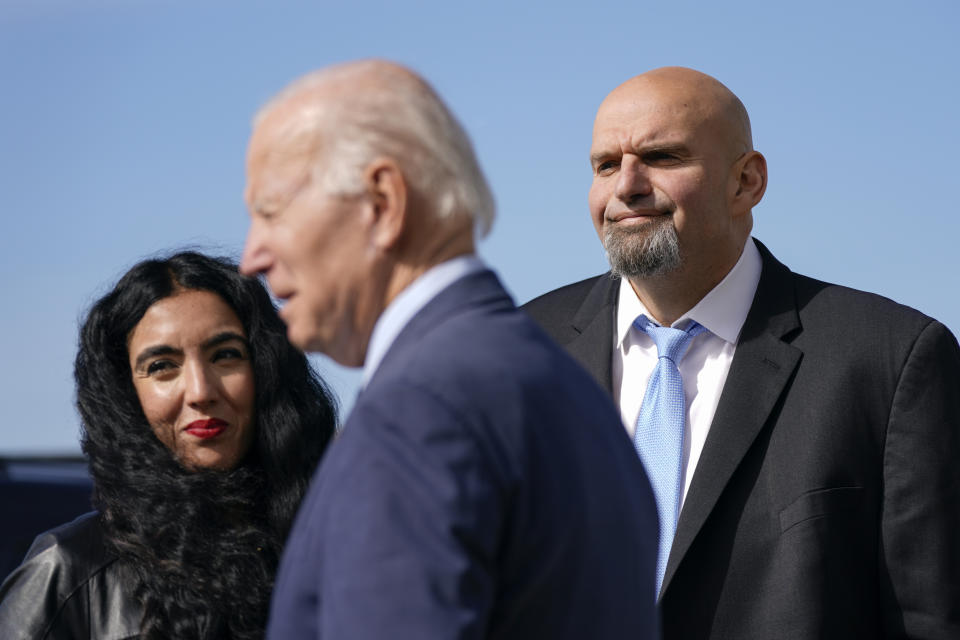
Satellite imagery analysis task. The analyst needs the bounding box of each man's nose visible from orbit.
[184,361,218,408]
[240,223,269,276]
[614,156,653,203]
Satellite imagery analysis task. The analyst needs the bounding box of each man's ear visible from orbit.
[363,157,407,250]
[731,151,767,215]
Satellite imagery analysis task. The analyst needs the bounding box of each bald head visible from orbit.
[598,66,753,162]
[588,66,767,324]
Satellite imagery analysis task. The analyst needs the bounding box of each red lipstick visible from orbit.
[184,418,227,439]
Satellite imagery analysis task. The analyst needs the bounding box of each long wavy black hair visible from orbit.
[75,251,337,639]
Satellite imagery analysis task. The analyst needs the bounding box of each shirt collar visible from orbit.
[616,238,762,347]
[362,254,487,386]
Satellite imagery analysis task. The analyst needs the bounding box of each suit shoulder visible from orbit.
[522,274,608,314]
[521,273,611,337]
[781,273,960,377]
[350,304,619,461]
[792,272,937,331]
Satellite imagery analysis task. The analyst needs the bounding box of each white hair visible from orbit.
[256,61,495,237]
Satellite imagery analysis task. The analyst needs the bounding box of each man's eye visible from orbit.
[596,160,619,175]
[252,206,279,222]
[644,151,682,166]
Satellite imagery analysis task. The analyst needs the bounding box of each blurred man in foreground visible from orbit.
[524,66,960,638]
[241,60,659,639]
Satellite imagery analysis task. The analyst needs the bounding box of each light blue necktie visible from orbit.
[633,315,707,595]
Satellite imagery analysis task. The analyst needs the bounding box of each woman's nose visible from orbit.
[183,361,218,408]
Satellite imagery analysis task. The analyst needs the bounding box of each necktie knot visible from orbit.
[634,316,706,364]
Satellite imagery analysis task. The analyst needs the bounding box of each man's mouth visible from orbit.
[608,210,668,224]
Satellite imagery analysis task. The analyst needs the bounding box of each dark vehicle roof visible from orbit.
[0,456,93,580]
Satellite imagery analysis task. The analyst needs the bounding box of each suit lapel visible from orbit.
[565,274,619,392]
[661,241,803,595]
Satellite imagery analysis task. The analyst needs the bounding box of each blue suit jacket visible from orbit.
[268,269,659,639]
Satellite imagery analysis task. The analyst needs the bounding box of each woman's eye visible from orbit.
[146,360,175,375]
[213,347,246,362]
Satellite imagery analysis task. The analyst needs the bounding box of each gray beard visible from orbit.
[604,216,682,279]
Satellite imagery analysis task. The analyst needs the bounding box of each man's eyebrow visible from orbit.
[134,345,180,368]
[639,143,690,155]
[203,331,249,350]
[250,199,282,217]
[591,142,692,165]
[633,142,690,158]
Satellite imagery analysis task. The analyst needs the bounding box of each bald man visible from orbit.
[524,67,960,639]
[241,61,659,639]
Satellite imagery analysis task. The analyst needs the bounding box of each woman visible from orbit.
[0,252,337,639]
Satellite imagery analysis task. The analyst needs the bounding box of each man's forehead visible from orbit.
[245,128,317,207]
[591,105,692,151]
[249,129,316,169]
[590,70,751,157]
[590,86,728,153]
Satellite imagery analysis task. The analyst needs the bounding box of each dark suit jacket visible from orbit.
[523,239,960,639]
[267,269,659,639]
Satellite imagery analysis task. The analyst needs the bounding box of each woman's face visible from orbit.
[127,289,256,470]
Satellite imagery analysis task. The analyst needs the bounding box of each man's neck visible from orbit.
[360,253,485,386]
[349,227,475,367]
[627,245,746,326]
[384,232,476,308]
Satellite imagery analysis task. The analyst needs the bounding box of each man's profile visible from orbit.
[241,60,660,639]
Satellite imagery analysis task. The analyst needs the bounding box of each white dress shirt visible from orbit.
[613,239,762,507]
[362,254,487,386]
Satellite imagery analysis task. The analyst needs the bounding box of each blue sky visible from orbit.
[2,0,957,453]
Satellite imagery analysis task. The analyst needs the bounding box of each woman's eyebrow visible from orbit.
[203,331,249,350]
[134,345,180,368]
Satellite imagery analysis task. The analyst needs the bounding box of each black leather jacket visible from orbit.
[0,512,141,639]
